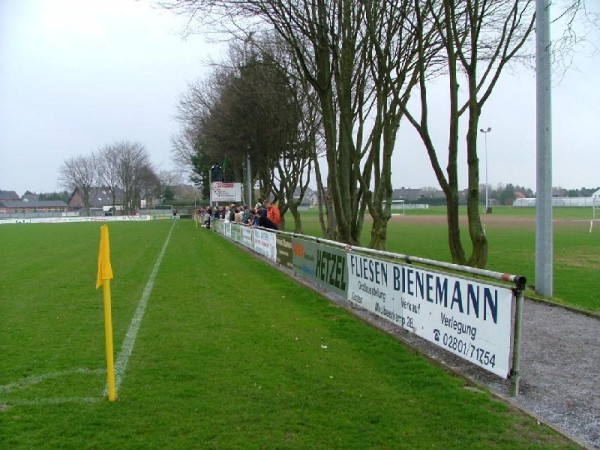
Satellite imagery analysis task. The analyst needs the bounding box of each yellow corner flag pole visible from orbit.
[96,225,116,401]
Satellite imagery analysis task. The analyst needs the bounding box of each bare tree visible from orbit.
[175,37,311,219]
[139,164,161,209]
[282,79,323,234]
[403,0,535,267]
[164,0,370,244]
[236,34,321,231]
[355,0,442,248]
[166,0,590,259]
[171,131,199,182]
[58,155,96,212]
[115,141,153,214]
[95,144,121,212]
[164,0,436,249]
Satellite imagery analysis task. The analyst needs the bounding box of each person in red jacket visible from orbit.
[266,200,281,227]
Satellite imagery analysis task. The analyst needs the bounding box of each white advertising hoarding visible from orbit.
[222,220,231,238]
[346,254,513,378]
[241,226,253,248]
[210,182,242,203]
[253,229,277,261]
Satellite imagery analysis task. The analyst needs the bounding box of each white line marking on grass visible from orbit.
[0,368,105,394]
[109,220,175,395]
[0,368,104,407]
[1,222,176,406]
[1,397,101,407]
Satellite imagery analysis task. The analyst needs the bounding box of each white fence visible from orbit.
[513,197,598,207]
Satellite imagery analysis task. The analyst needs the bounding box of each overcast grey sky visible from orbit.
[1,0,598,197]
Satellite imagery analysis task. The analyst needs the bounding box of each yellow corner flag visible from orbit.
[96,225,117,401]
[96,224,114,289]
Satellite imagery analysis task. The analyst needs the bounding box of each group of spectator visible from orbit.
[197,198,281,230]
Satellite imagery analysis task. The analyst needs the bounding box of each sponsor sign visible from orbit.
[222,220,231,238]
[347,254,513,378]
[231,223,242,242]
[241,226,253,248]
[213,219,222,234]
[292,239,348,297]
[292,239,318,280]
[276,234,294,270]
[210,182,242,203]
[253,229,277,261]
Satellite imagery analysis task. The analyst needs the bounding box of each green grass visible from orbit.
[0,220,578,449]
[298,206,600,312]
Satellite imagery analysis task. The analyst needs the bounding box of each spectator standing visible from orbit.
[241,205,251,224]
[253,209,278,230]
[256,198,267,218]
[249,208,259,226]
[266,200,281,227]
[203,207,212,228]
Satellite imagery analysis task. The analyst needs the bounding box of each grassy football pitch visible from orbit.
[0,219,582,449]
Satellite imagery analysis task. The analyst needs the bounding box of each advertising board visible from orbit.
[253,229,277,261]
[241,226,253,248]
[276,234,294,270]
[346,254,513,377]
[292,239,348,297]
[210,182,242,203]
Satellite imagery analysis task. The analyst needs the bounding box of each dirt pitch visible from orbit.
[390,212,593,229]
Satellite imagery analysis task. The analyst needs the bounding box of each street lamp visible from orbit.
[479,127,492,213]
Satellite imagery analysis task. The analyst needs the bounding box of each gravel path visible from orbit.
[325,293,600,449]
[510,300,599,449]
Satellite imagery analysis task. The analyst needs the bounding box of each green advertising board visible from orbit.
[276,234,293,270]
[291,238,348,297]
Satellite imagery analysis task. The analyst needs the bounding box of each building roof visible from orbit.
[22,193,40,202]
[69,186,124,207]
[0,190,20,201]
[0,200,68,208]
[292,186,315,198]
[392,188,436,201]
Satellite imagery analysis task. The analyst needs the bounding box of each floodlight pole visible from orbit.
[479,127,491,213]
[535,0,553,297]
[246,153,252,207]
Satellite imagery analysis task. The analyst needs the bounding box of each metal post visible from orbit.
[535,0,553,297]
[485,134,488,212]
[246,153,252,207]
[510,276,526,397]
[479,127,491,213]
[209,166,213,207]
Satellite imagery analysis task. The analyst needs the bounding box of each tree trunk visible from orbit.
[369,214,390,250]
[466,187,487,267]
[465,65,488,268]
[445,190,467,265]
[288,205,303,233]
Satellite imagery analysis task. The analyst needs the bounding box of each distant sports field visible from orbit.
[301,206,600,313]
[0,219,580,449]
